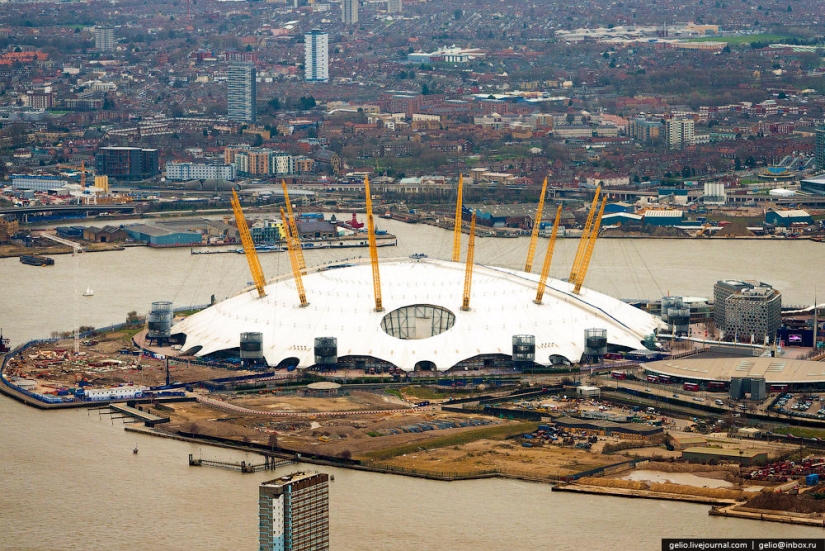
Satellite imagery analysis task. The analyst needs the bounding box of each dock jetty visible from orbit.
[188,453,294,473]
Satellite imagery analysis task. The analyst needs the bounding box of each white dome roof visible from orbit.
[173,257,663,371]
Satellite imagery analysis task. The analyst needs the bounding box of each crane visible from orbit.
[461,211,477,311]
[524,176,549,273]
[534,205,562,305]
[281,180,306,275]
[280,207,308,307]
[58,161,95,204]
[58,160,91,188]
[452,174,464,262]
[572,196,607,295]
[230,190,266,298]
[364,176,384,312]
[568,186,601,286]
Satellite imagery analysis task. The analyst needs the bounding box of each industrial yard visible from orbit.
[1,333,258,399]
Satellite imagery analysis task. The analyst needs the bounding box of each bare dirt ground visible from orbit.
[740,487,825,514]
[153,397,517,458]
[228,390,408,413]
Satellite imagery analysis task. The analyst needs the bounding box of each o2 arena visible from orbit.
[171,180,664,373]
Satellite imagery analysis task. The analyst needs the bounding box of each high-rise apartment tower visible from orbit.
[227,61,257,123]
[342,0,358,24]
[815,124,825,169]
[94,27,115,52]
[259,472,330,551]
[304,30,329,83]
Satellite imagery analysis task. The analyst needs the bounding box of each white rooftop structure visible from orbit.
[174,258,663,372]
[644,357,825,385]
[771,209,809,218]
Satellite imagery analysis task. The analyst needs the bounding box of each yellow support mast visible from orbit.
[524,176,549,273]
[568,186,601,285]
[280,207,308,307]
[573,196,607,295]
[281,180,306,274]
[534,205,563,305]
[364,176,384,312]
[461,212,477,311]
[230,190,266,298]
[452,174,464,262]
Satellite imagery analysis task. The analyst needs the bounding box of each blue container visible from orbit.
[806,474,819,486]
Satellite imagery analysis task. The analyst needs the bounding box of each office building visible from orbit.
[387,0,402,14]
[666,118,695,150]
[815,124,825,169]
[304,30,329,83]
[96,146,159,180]
[342,0,358,24]
[259,472,330,551]
[94,26,115,52]
[714,280,781,343]
[227,61,257,123]
[12,174,69,192]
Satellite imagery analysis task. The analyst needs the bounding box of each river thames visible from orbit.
[2,217,824,549]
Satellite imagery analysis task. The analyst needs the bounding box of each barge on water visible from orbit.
[20,254,54,266]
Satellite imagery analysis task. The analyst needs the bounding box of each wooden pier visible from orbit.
[188,453,295,473]
[109,403,169,427]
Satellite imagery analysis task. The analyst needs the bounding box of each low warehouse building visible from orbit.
[576,386,601,398]
[681,447,767,466]
[669,435,707,450]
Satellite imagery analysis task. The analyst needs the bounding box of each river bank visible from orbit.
[0,242,126,258]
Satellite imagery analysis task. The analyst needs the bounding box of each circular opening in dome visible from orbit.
[380,304,456,340]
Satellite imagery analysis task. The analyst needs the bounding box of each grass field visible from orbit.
[362,421,536,460]
[775,426,825,439]
[687,34,791,44]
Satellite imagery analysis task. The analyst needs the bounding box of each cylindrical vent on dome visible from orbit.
[314,337,338,365]
[512,334,535,363]
[147,301,173,340]
[584,328,607,358]
[240,332,264,359]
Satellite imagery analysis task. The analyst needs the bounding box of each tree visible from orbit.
[298,96,316,110]
[454,9,462,19]
[126,311,141,324]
